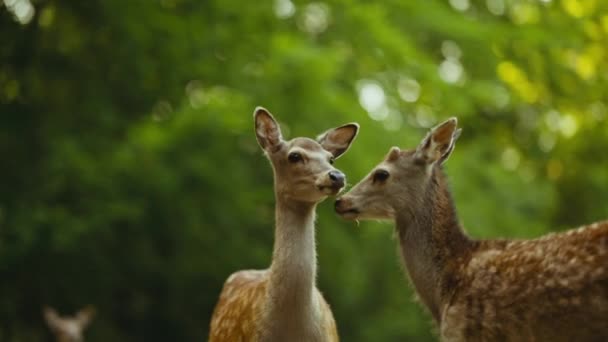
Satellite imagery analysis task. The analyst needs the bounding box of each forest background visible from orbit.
[1,0,607,340]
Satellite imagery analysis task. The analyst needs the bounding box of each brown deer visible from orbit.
[43,306,95,342]
[335,118,608,341]
[209,107,359,341]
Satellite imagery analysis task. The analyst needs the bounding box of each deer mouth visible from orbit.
[339,209,360,220]
[318,185,343,196]
[335,205,360,219]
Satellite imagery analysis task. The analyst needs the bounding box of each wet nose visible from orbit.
[328,171,345,188]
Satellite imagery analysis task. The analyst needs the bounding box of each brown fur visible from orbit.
[210,270,338,341]
[336,118,608,341]
[209,107,357,342]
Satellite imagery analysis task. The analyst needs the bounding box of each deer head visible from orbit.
[335,118,461,220]
[43,306,95,342]
[254,107,359,203]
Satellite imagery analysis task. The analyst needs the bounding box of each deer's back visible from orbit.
[441,221,608,341]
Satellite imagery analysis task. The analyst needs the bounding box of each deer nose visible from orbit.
[328,171,345,188]
[335,198,343,210]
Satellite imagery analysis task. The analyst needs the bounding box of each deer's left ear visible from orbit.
[43,306,62,331]
[317,123,359,159]
[76,305,96,328]
[415,117,461,165]
[254,107,284,153]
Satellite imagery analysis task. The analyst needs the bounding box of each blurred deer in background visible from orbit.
[43,306,95,342]
[209,107,359,341]
[335,118,608,341]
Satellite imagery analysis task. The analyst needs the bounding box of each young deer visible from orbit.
[209,107,359,342]
[43,306,95,342]
[335,118,608,341]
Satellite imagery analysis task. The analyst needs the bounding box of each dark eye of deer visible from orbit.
[288,152,302,163]
[329,157,335,165]
[373,169,390,183]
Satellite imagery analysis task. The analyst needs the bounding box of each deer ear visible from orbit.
[254,107,283,152]
[317,123,359,159]
[415,118,460,165]
[387,146,401,162]
[76,305,96,329]
[43,306,61,330]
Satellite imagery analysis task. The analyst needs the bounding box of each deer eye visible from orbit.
[329,157,335,165]
[288,152,303,163]
[373,169,390,183]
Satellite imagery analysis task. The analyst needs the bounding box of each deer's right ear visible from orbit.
[254,107,283,152]
[317,123,359,159]
[43,306,61,330]
[415,117,460,165]
[76,305,96,328]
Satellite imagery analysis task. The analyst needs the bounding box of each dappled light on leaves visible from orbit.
[38,5,54,28]
[441,40,462,60]
[185,80,205,109]
[439,59,464,84]
[509,2,540,25]
[449,0,470,12]
[4,0,36,25]
[497,61,539,103]
[298,2,330,35]
[3,0,34,24]
[439,40,465,85]
[563,47,603,81]
[397,77,421,103]
[151,100,173,123]
[558,114,578,138]
[561,0,597,18]
[1,0,607,341]
[382,109,403,131]
[415,105,436,128]
[501,147,521,171]
[538,131,557,152]
[590,102,607,121]
[274,0,296,19]
[486,0,506,16]
[543,110,579,139]
[357,80,388,121]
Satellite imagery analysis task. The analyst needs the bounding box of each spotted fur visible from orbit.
[209,270,338,342]
[337,117,608,341]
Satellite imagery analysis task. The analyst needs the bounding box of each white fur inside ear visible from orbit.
[416,123,459,164]
[317,123,358,158]
[254,108,283,151]
[428,136,444,157]
[256,123,277,143]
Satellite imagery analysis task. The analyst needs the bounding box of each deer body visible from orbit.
[442,222,608,341]
[336,118,608,341]
[209,107,358,342]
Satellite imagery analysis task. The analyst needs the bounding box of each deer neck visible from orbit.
[266,193,318,324]
[395,168,473,322]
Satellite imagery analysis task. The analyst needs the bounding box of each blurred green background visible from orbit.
[1,0,607,341]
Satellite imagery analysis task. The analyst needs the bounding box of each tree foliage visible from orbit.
[1,0,607,340]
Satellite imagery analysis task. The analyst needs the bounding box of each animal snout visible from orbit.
[334,197,359,218]
[335,198,344,211]
[334,197,351,212]
[328,171,345,188]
